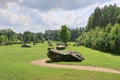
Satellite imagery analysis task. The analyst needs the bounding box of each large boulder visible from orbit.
[47,49,84,62]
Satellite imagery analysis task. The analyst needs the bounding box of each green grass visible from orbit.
[0,42,120,80]
[57,43,120,70]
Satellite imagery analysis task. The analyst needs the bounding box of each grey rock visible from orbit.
[56,45,66,50]
[47,49,84,62]
[21,44,31,48]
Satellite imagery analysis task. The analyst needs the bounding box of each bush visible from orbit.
[76,24,120,54]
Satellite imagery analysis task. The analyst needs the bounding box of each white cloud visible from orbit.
[0,0,120,33]
[0,6,32,26]
[0,0,21,8]
[20,0,98,11]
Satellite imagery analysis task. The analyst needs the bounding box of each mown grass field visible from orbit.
[58,42,120,70]
[0,42,120,80]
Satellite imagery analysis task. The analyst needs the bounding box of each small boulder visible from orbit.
[21,44,31,48]
[49,43,53,46]
[56,41,62,46]
[56,45,66,50]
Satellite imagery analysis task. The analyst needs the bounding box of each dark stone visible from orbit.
[48,41,53,46]
[56,45,66,50]
[21,44,31,48]
[48,47,54,50]
[47,49,84,62]
[48,41,52,44]
[49,43,53,46]
[33,43,36,45]
[56,41,63,46]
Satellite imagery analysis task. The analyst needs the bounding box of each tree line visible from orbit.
[0,27,84,45]
[77,23,120,53]
[77,4,120,54]
[0,29,44,45]
[87,4,120,30]
[44,27,84,41]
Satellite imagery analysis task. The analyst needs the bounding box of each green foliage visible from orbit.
[44,27,84,41]
[77,23,120,54]
[0,29,44,45]
[0,35,8,43]
[41,37,45,43]
[36,32,44,41]
[109,23,120,53]
[78,4,120,54]
[23,31,31,43]
[18,33,23,42]
[70,27,85,41]
[0,29,17,44]
[87,4,120,30]
[59,25,71,44]
[44,30,59,41]
[23,31,44,44]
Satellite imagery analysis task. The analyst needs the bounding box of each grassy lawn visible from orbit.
[0,42,120,80]
[57,43,120,70]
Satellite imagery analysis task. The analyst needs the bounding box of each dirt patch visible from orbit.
[31,58,120,74]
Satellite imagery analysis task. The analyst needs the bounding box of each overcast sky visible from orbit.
[0,0,120,33]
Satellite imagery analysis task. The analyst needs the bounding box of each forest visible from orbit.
[0,27,85,44]
[0,4,120,54]
[77,4,120,54]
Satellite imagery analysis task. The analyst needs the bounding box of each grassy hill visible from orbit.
[0,42,120,80]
